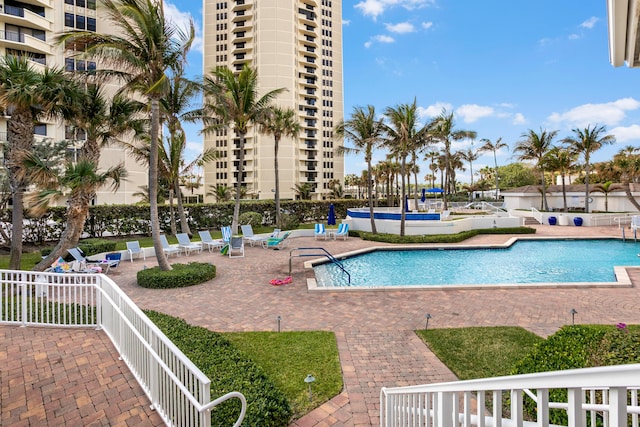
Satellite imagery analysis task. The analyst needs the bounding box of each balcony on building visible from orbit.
[232,0,251,12]
[232,30,252,43]
[232,9,251,22]
[0,31,52,55]
[3,5,53,32]
[305,139,316,149]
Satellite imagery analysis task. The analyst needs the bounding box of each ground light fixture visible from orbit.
[304,374,316,401]
[425,313,432,330]
[277,315,281,332]
[570,308,577,325]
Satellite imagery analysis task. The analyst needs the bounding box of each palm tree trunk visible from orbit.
[624,183,640,211]
[561,174,568,212]
[367,161,377,234]
[493,151,499,200]
[149,97,172,271]
[274,136,281,227]
[175,182,191,235]
[231,133,246,234]
[8,186,24,270]
[443,145,450,210]
[584,162,590,213]
[540,168,549,211]
[400,158,406,236]
[168,188,177,235]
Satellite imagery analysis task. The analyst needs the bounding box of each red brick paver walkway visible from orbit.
[3,225,640,426]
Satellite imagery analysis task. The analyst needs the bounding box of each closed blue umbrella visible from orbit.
[328,203,336,226]
[421,188,426,203]
[404,194,410,212]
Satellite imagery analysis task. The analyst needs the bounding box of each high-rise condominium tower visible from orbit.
[0,0,146,205]
[203,0,344,201]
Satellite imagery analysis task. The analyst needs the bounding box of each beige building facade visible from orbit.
[0,0,146,205]
[202,0,344,201]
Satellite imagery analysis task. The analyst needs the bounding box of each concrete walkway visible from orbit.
[3,225,640,426]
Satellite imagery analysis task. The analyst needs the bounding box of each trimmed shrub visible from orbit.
[278,213,300,230]
[239,211,263,226]
[145,311,292,426]
[137,262,216,289]
[352,227,535,244]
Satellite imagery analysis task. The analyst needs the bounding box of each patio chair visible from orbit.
[228,236,245,258]
[334,223,349,240]
[632,215,640,231]
[67,247,120,273]
[314,223,327,240]
[261,231,291,250]
[176,233,202,255]
[198,230,225,252]
[221,226,232,243]
[241,224,266,247]
[105,252,122,272]
[160,235,181,257]
[126,241,147,262]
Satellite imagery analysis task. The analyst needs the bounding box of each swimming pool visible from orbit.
[311,239,640,289]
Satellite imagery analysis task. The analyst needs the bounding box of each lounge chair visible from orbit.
[126,241,147,262]
[632,215,640,231]
[198,230,225,252]
[67,247,120,273]
[176,233,202,255]
[241,224,265,247]
[221,226,232,243]
[334,223,349,240]
[262,231,291,250]
[228,236,245,258]
[160,235,181,257]
[314,223,327,240]
[105,252,122,271]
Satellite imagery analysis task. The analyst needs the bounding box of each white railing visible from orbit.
[381,364,640,427]
[529,207,544,224]
[0,270,246,427]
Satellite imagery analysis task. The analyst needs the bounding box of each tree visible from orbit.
[335,105,385,233]
[293,183,313,200]
[0,56,79,269]
[207,184,232,202]
[33,85,144,271]
[382,100,429,236]
[612,146,640,211]
[259,107,300,228]
[429,109,477,209]
[497,163,537,189]
[563,124,615,213]
[591,181,622,212]
[59,0,195,271]
[199,65,284,234]
[544,146,577,212]
[479,137,508,199]
[514,128,557,211]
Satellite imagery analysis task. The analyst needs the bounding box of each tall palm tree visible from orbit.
[460,147,479,187]
[563,124,615,213]
[382,100,429,236]
[591,181,622,212]
[199,65,284,234]
[59,0,195,271]
[34,84,144,271]
[514,128,557,211]
[335,105,385,233]
[544,146,577,212]
[429,109,477,209]
[612,146,640,211]
[260,107,301,228]
[0,56,79,269]
[479,137,508,200]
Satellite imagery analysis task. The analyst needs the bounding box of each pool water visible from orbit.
[313,239,640,288]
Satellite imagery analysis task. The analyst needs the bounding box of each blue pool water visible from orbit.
[313,239,640,288]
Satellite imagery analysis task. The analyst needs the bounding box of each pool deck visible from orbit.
[3,224,640,426]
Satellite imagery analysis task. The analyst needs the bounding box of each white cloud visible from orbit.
[186,140,203,153]
[568,33,580,40]
[355,0,436,20]
[456,104,495,123]
[164,1,202,53]
[512,113,526,125]
[343,19,351,26]
[366,34,395,47]
[364,41,373,48]
[547,98,640,128]
[421,21,433,30]
[609,124,640,142]
[418,102,453,119]
[580,17,599,29]
[385,22,415,33]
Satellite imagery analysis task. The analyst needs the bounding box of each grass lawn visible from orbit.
[224,331,343,419]
[416,326,543,380]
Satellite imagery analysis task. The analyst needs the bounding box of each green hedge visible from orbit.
[137,262,216,289]
[352,227,535,244]
[145,311,292,426]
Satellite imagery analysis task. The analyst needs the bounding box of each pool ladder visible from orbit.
[622,227,638,242]
[289,247,351,284]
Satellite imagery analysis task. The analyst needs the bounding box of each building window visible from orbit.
[76,0,85,7]
[87,17,96,32]
[65,13,74,27]
[34,124,47,136]
[87,0,96,9]
[76,15,85,29]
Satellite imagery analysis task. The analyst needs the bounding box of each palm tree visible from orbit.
[0,56,79,269]
[199,65,284,234]
[591,181,622,212]
[514,128,557,211]
[207,184,232,202]
[260,107,301,228]
[33,84,144,271]
[460,147,479,187]
[479,137,508,200]
[612,147,640,211]
[59,0,195,271]
[382,100,429,236]
[544,146,577,212]
[429,109,477,209]
[293,182,313,200]
[563,124,615,213]
[335,105,385,233]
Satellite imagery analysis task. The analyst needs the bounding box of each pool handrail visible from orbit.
[289,247,351,284]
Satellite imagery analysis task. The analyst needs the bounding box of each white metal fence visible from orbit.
[0,270,246,427]
[380,364,640,427]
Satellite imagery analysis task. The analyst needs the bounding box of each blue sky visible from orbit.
[166,0,640,184]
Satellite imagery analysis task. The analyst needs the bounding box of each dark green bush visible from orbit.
[77,239,117,256]
[278,213,300,230]
[351,226,535,244]
[137,263,216,289]
[239,211,263,226]
[145,311,292,426]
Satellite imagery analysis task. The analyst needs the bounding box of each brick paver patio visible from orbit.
[2,224,640,426]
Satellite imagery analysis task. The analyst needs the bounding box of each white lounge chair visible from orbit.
[198,230,224,252]
[67,247,120,273]
[262,231,291,250]
[160,235,181,257]
[228,236,245,258]
[241,224,265,247]
[314,223,327,240]
[632,215,640,231]
[176,233,202,255]
[334,223,349,240]
[126,241,147,262]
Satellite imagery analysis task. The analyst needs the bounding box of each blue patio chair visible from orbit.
[334,223,349,240]
[160,235,181,257]
[198,230,224,252]
[176,233,202,255]
[314,223,327,240]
